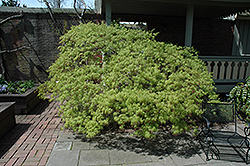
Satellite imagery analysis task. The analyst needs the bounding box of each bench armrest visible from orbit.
[202,115,211,129]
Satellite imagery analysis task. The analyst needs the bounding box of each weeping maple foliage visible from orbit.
[38,22,217,138]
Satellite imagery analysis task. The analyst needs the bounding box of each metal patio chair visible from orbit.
[198,100,250,163]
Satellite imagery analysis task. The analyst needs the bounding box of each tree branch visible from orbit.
[0,11,24,26]
[0,46,30,54]
[43,0,63,35]
[74,0,86,24]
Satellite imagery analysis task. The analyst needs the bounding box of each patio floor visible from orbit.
[0,100,249,166]
[0,100,68,166]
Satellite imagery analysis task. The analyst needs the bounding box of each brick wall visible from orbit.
[0,8,234,83]
[0,8,98,83]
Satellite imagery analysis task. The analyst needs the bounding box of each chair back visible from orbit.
[202,102,236,123]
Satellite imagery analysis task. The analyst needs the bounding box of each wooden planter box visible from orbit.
[0,102,16,139]
[0,87,41,114]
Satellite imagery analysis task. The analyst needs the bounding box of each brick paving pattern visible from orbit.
[0,100,68,166]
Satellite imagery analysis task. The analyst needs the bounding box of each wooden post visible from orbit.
[106,0,111,26]
[185,4,194,47]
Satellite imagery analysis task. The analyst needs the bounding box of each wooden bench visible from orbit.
[197,101,250,163]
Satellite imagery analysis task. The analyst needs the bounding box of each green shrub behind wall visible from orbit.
[38,22,217,138]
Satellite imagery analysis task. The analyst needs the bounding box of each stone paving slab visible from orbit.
[46,150,80,166]
[196,162,248,166]
[79,150,109,166]
[122,161,174,166]
[53,142,72,151]
[72,142,91,150]
[90,142,104,150]
[57,134,84,142]
[170,153,206,166]
[109,149,152,165]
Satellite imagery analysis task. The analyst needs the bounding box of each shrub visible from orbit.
[38,22,217,138]
[229,76,250,120]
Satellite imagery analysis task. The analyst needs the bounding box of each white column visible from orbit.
[106,0,111,26]
[185,4,194,47]
[95,0,102,14]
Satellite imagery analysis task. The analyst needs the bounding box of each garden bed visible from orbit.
[0,87,41,114]
[0,102,16,139]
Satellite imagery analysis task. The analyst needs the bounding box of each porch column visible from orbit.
[106,0,111,26]
[185,4,194,47]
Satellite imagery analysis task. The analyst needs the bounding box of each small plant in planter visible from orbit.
[0,75,39,114]
[229,76,250,121]
[0,75,35,94]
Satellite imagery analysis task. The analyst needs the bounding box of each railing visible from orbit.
[199,56,250,93]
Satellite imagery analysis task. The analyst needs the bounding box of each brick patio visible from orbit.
[0,100,70,166]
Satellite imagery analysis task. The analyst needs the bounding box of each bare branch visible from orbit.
[74,0,87,24]
[81,0,87,10]
[43,0,63,35]
[73,0,81,21]
[0,11,24,26]
[0,46,31,54]
[80,0,87,19]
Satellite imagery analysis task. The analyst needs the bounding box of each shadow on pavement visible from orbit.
[76,131,202,158]
[28,99,50,115]
[0,123,31,158]
[70,128,248,163]
[199,130,249,163]
[0,99,49,159]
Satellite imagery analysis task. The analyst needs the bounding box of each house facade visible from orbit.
[232,12,250,57]
[96,0,250,93]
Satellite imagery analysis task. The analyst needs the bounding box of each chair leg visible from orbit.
[208,142,220,160]
[198,129,219,161]
[245,139,250,163]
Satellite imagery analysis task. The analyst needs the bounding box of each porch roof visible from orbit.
[97,0,250,18]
